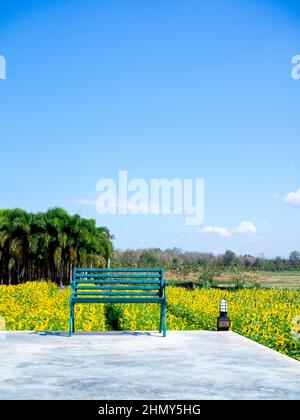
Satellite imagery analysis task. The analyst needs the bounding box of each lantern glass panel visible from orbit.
[220,299,228,312]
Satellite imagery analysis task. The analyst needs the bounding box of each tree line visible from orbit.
[1,207,299,286]
[113,248,300,273]
[0,208,113,285]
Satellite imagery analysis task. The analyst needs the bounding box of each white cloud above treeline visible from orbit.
[284,189,300,206]
[202,221,257,238]
[203,226,231,237]
[235,221,257,235]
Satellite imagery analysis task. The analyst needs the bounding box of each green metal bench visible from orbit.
[69,268,167,337]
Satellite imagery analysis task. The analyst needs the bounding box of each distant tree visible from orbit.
[243,255,255,269]
[290,251,300,262]
[120,250,139,267]
[274,256,286,272]
[289,251,300,270]
[112,248,297,274]
[222,250,237,267]
[139,250,160,267]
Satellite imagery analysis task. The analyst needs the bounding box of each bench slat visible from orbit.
[75,274,161,279]
[74,279,161,285]
[72,297,162,304]
[76,269,161,272]
[75,286,160,291]
[74,291,160,296]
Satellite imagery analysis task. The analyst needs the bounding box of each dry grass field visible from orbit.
[165,271,300,289]
[255,272,300,289]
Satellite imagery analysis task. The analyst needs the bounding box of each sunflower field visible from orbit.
[0,282,299,360]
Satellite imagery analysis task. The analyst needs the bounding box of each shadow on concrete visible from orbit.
[30,331,162,338]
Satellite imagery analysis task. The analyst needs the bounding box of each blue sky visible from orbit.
[0,0,300,256]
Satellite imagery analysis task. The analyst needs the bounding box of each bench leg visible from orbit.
[159,304,163,333]
[69,302,74,336]
[72,303,75,334]
[162,301,167,337]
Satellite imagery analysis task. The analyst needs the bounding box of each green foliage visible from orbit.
[222,250,237,267]
[198,267,215,289]
[113,248,300,275]
[0,208,113,285]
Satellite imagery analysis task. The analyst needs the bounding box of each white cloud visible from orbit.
[284,189,300,206]
[235,221,257,235]
[202,221,257,238]
[203,226,231,238]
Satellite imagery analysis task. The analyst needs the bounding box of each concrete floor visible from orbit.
[0,331,300,400]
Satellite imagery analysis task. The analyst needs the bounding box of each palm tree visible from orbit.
[0,208,114,285]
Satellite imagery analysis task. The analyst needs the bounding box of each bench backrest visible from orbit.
[71,267,165,301]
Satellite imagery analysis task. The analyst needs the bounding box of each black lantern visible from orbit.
[217,298,231,331]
